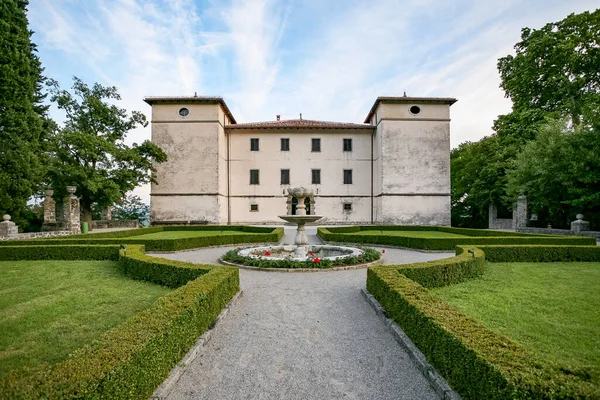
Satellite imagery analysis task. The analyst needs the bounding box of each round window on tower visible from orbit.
[179,107,190,117]
[409,105,421,115]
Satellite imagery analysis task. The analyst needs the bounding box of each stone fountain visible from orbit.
[278,187,323,257]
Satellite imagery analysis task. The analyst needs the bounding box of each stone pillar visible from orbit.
[0,215,18,237]
[62,186,81,234]
[101,206,112,220]
[512,195,528,230]
[488,204,497,229]
[571,214,590,234]
[43,190,56,224]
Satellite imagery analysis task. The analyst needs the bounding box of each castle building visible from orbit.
[144,96,456,225]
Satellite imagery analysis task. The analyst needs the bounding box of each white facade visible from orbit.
[145,96,456,225]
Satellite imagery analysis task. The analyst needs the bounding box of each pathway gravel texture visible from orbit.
[151,226,454,400]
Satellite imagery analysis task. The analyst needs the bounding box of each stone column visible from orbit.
[62,186,81,234]
[0,215,18,237]
[43,190,56,224]
[488,204,497,229]
[101,206,112,221]
[512,195,528,230]
[571,214,590,234]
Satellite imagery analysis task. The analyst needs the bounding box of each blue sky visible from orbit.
[27,0,598,200]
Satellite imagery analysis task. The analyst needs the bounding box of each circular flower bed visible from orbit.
[221,246,382,269]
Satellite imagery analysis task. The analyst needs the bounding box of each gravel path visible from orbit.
[151,226,454,400]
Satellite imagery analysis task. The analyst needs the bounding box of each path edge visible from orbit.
[151,290,244,399]
[361,288,461,400]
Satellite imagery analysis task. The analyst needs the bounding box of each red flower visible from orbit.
[314,257,320,263]
[264,251,271,256]
[382,249,386,254]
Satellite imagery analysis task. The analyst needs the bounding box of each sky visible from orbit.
[27,0,598,202]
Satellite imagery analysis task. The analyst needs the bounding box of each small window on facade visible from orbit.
[343,169,353,184]
[250,204,259,212]
[343,138,352,152]
[250,138,259,151]
[343,203,352,211]
[311,138,321,152]
[409,105,421,115]
[311,169,321,184]
[280,169,290,185]
[179,108,189,117]
[281,138,290,151]
[250,169,259,185]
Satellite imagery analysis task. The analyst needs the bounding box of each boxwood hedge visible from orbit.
[366,245,600,399]
[318,227,595,250]
[0,245,120,261]
[0,244,239,399]
[0,226,284,252]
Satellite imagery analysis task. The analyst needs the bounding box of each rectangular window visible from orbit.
[311,138,321,152]
[250,169,259,185]
[250,204,259,211]
[281,138,290,151]
[311,169,321,184]
[343,138,352,152]
[343,203,352,211]
[250,138,259,151]
[280,169,290,185]
[343,169,353,184]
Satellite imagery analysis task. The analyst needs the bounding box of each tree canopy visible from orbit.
[47,77,167,224]
[0,0,49,223]
[452,9,600,229]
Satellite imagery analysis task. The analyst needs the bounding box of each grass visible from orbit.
[0,260,171,374]
[431,261,600,383]
[130,230,262,239]
[345,230,469,238]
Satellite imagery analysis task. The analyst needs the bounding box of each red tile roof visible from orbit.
[228,119,375,130]
[143,96,236,124]
[364,96,458,123]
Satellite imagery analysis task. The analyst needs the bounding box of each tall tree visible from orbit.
[451,9,600,227]
[47,77,167,226]
[0,0,49,223]
[498,9,600,128]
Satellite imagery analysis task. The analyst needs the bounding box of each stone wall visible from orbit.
[91,220,139,229]
[41,186,81,233]
[488,204,513,230]
[0,231,72,241]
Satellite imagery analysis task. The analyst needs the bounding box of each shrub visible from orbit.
[0,245,120,261]
[317,227,595,250]
[0,244,239,400]
[471,245,600,262]
[367,264,599,399]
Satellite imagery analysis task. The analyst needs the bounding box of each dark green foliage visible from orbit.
[0,0,49,225]
[222,247,381,269]
[0,245,120,261]
[0,242,239,399]
[119,245,210,288]
[397,247,486,288]
[112,194,150,226]
[367,260,599,399]
[0,226,284,251]
[46,77,167,225]
[317,227,594,250]
[472,245,600,263]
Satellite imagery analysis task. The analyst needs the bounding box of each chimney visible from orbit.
[276,115,280,121]
[194,92,198,97]
[300,113,303,120]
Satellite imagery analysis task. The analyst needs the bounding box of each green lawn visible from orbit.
[0,260,170,374]
[345,230,469,238]
[431,262,600,383]
[131,230,262,239]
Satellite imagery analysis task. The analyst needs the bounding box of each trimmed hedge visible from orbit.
[318,227,595,250]
[0,245,120,261]
[396,246,485,288]
[471,245,600,263]
[0,227,284,252]
[367,263,599,399]
[0,243,240,399]
[119,245,211,287]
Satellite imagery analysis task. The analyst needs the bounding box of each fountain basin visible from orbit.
[238,244,363,261]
